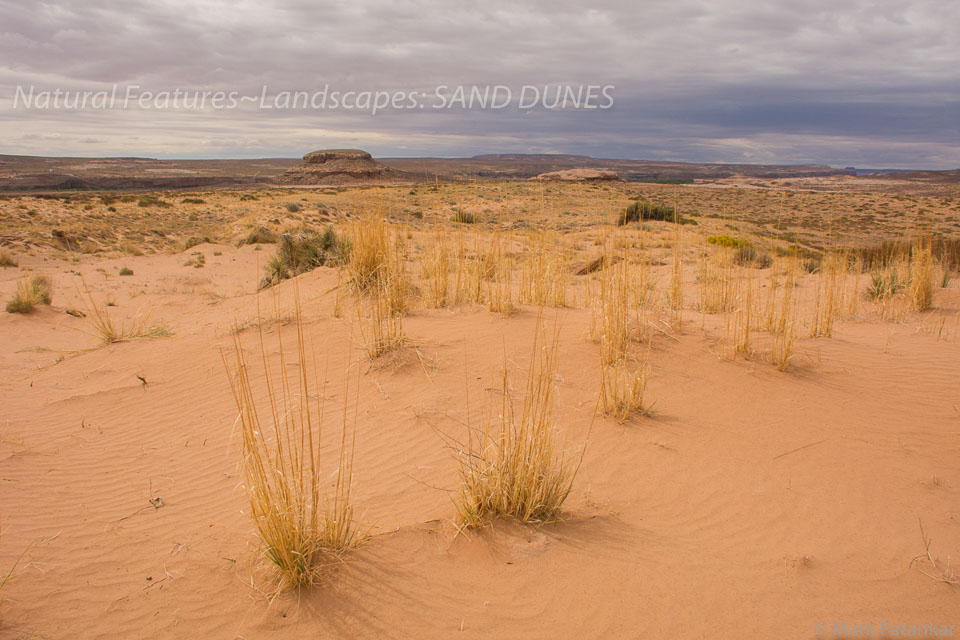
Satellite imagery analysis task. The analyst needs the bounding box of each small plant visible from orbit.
[183,253,206,268]
[452,210,477,224]
[6,276,52,313]
[79,282,171,344]
[733,245,772,268]
[617,200,679,225]
[358,278,405,358]
[0,250,17,268]
[119,267,134,276]
[240,227,279,246]
[137,195,171,208]
[707,235,751,249]
[181,197,206,204]
[909,241,935,312]
[184,236,211,250]
[284,202,302,213]
[456,316,588,527]
[261,226,348,289]
[224,287,359,588]
[867,268,903,301]
[600,358,652,422]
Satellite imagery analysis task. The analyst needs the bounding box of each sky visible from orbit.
[0,0,958,168]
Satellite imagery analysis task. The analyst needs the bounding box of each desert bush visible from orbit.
[119,267,134,276]
[734,245,772,268]
[240,227,279,246]
[184,236,211,250]
[0,250,17,268]
[261,226,349,289]
[225,289,359,587]
[617,200,678,225]
[457,317,587,526]
[6,276,52,313]
[137,195,171,208]
[452,210,477,224]
[707,235,751,249]
[867,268,904,301]
[181,198,206,204]
[121,240,144,256]
[284,202,302,213]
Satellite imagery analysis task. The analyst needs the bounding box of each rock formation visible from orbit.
[531,168,620,182]
[281,149,412,185]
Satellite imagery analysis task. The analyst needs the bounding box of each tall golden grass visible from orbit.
[358,277,405,359]
[456,314,588,526]
[224,284,358,588]
[421,230,451,308]
[519,232,567,307]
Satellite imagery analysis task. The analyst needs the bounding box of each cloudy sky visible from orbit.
[1,0,958,167]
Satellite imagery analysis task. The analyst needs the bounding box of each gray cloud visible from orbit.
[0,0,958,167]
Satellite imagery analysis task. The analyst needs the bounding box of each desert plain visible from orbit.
[0,175,958,639]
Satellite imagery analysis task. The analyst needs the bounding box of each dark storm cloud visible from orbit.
[0,0,958,167]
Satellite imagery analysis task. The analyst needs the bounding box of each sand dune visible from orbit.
[1,192,958,639]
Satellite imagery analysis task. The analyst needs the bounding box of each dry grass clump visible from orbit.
[79,283,171,343]
[809,251,843,338]
[6,276,52,313]
[346,215,409,315]
[0,250,17,268]
[768,262,801,370]
[600,357,652,422]
[457,317,587,527]
[909,240,936,312]
[420,231,451,308]
[452,232,486,305]
[591,248,631,365]
[668,221,684,330]
[484,233,515,314]
[519,232,567,308]
[452,209,477,224]
[358,279,405,359]
[240,226,279,246]
[224,290,359,588]
[697,244,737,315]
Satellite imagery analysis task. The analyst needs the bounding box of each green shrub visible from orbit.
[284,202,302,213]
[119,267,134,276]
[181,198,206,204]
[867,270,903,300]
[260,226,349,289]
[617,200,680,225]
[707,235,751,249]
